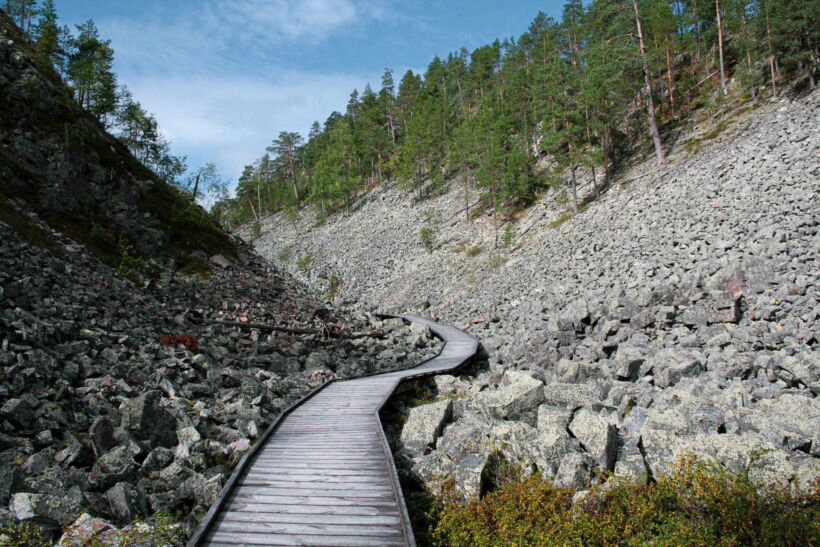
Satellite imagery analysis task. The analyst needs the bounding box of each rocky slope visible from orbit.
[0,11,234,283]
[0,13,441,544]
[250,89,820,498]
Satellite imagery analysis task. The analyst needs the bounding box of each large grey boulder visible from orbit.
[613,440,647,483]
[529,426,582,479]
[105,482,148,524]
[773,352,820,394]
[568,404,620,471]
[735,393,820,453]
[613,344,645,381]
[10,490,82,527]
[543,383,602,409]
[536,405,573,432]
[92,446,138,482]
[400,399,453,456]
[646,348,704,388]
[120,390,177,447]
[554,452,595,489]
[476,371,544,421]
[1,398,32,427]
[56,512,115,547]
[640,429,793,488]
[0,464,22,505]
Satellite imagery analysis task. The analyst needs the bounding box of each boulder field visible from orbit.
[250,89,820,497]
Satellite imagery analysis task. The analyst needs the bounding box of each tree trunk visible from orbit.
[286,144,299,205]
[491,165,498,248]
[583,108,598,198]
[716,0,728,95]
[570,164,579,215]
[693,0,700,61]
[602,127,611,187]
[764,0,777,97]
[741,9,757,101]
[464,164,470,222]
[191,173,200,203]
[633,0,667,166]
[665,37,676,116]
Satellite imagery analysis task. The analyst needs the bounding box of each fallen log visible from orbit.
[212,320,384,340]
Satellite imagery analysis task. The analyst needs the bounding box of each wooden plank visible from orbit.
[242,472,388,483]
[223,502,400,517]
[210,519,403,537]
[219,511,402,526]
[229,485,395,497]
[225,494,400,507]
[243,467,386,476]
[208,531,406,546]
[238,479,393,490]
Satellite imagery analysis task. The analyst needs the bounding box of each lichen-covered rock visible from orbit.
[568,405,620,471]
[120,390,178,448]
[542,383,602,409]
[554,452,596,489]
[10,491,82,527]
[105,482,149,524]
[56,512,115,547]
[476,371,544,422]
[400,399,453,456]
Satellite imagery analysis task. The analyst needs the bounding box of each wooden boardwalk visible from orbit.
[188,314,478,546]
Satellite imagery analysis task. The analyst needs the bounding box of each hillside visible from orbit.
[0,11,440,544]
[250,88,819,501]
[0,10,234,282]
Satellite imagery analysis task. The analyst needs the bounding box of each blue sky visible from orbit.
[57,1,564,190]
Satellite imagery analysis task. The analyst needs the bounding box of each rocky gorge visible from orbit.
[250,88,820,502]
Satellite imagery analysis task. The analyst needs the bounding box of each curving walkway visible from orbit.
[188,314,478,546]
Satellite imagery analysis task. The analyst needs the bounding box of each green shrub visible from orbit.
[250,220,261,240]
[117,245,140,277]
[420,227,437,252]
[465,245,483,257]
[278,246,292,262]
[0,520,50,546]
[419,208,442,252]
[432,454,820,546]
[90,222,106,241]
[501,224,515,249]
[327,274,342,301]
[297,254,312,273]
[487,254,505,268]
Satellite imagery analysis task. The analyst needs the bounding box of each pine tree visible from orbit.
[267,131,305,206]
[66,19,118,126]
[31,0,63,70]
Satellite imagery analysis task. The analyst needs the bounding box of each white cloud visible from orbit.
[81,0,394,188]
[124,70,380,185]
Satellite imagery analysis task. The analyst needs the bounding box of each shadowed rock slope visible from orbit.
[251,89,820,498]
[0,10,234,282]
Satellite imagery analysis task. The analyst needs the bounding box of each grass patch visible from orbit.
[0,192,64,258]
[549,213,572,228]
[297,254,312,273]
[703,119,730,140]
[176,256,213,281]
[464,245,483,257]
[487,254,505,268]
[431,454,820,546]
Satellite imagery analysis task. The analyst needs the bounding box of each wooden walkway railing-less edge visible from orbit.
[187,314,479,547]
